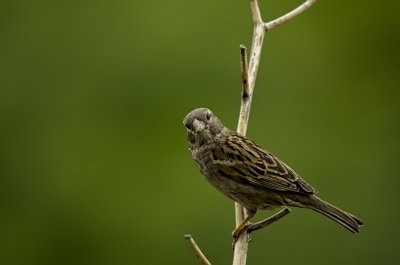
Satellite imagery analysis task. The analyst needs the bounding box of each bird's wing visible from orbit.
[212,133,316,194]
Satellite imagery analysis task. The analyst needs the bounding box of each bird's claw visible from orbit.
[231,224,249,250]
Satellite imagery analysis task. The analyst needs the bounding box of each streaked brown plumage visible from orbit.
[183,108,363,234]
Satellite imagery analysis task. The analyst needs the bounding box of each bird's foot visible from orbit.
[231,222,250,249]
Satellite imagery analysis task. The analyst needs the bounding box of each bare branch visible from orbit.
[233,1,315,265]
[249,0,263,24]
[265,0,316,31]
[247,208,291,233]
[233,0,267,261]
[184,234,211,265]
[236,20,265,137]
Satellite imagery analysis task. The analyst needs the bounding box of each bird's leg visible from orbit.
[232,209,256,246]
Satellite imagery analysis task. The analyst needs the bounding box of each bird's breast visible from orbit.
[191,143,216,175]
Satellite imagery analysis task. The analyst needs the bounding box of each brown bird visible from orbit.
[183,108,363,239]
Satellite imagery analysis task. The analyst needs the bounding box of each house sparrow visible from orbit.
[183,108,363,238]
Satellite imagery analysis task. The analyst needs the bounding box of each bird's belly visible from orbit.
[205,168,284,210]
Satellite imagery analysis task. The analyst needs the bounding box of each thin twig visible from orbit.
[184,234,211,265]
[265,0,317,31]
[233,1,315,265]
[233,1,266,264]
[247,208,291,233]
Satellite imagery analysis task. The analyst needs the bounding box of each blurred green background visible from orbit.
[1,0,399,264]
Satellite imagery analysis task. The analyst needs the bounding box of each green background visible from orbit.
[1,0,399,264]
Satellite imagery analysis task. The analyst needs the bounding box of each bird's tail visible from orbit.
[308,195,363,233]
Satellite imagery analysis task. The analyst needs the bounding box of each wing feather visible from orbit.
[212,133,316,194]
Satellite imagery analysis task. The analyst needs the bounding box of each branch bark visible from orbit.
[233,1,316,265]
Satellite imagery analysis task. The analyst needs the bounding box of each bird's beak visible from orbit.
[192,118,206,133]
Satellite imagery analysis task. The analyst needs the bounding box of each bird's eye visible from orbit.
[206,113,211,121]
[185,123,191,130]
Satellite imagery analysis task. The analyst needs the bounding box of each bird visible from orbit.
[183,107,363,240]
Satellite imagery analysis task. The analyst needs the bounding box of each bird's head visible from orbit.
[183,108,224,145]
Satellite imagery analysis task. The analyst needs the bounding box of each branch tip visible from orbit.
[184,234,212,265]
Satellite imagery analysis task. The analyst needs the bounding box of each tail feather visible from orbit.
[309,196,363,233]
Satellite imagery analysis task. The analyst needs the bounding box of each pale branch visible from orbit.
[184,234,212,265]
[233,1,266,264]
[233,1,316,265]
[265,0,317,31]
[249,0,263,24]
[247,208,291,233]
